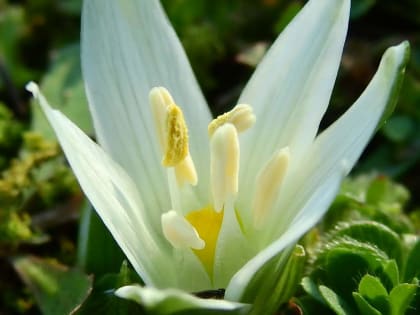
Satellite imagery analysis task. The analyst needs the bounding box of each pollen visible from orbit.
[186,206,224,276]
[150,87,197,185]
[163,103,189,166]
[208,104,255,136]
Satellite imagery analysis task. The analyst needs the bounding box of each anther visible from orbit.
[210,123,240,212]
[161,210,205,250]
[150,87,197,185]
[208,104,255,136]
[252,147,290,228]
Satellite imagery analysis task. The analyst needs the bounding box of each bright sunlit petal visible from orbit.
[237,0,350,220]
[26,82,175,287]
[82,0,212,232]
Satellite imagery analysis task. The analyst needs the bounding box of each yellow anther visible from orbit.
[210,123,239,212]
[208,104,255,136]
[161,210,205,250]
[253,147,290,229]
[163,103,189,166]
[150,87,194,170]
[186,205,223,276]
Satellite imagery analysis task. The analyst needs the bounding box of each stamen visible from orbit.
[208,104,255,136]
[174,154,198,186]
[149,87,197,185]
[210,123,239,212]
[253,147,290,228]
[161,210,205,250]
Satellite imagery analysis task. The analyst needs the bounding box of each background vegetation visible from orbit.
[0,0,418,314]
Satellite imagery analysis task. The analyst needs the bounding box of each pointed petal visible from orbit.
[307,41,409,180]
[265,41,409,240]
[116,285,249,314]
[225,171,343,302]
[26,83,176,287]
[227,41,409,302]
[82,0,212,230]
[238,0,350,211]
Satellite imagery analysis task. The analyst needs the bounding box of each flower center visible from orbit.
[150,87,292,277]
[185,206,223,276]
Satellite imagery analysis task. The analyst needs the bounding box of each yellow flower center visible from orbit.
[185,206,224,276]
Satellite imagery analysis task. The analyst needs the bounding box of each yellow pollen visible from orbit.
[208,104,255,136]
[186,206,223,276]
[163,103,189,166]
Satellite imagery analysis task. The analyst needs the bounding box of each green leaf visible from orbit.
[301,277,325,305]
[319,285,354,315]
[76,262,145,315]
[77,204,126,277]
[357,275,389,314]
[389,283,418,315]
[382,115,415,142]
[314,238,389,298]
[382,260,400,288]
[13,256,92,315]
[350,0,376,19]
[352,292,382,315]
[404,238,420,282]
[250,245,306,315]
[329,221,403,265]
[31,43,93,139]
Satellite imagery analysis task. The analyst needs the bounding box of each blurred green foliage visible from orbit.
[295,175,420,315]
[0,0,419,314]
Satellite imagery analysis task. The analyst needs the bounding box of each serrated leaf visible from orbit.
[314,238,389,298]
[13,256,92,315]
[319,285,354,315]
[389,283,418,315]
[357,275,389,314]
[329,221,403,265]
[352,292,382,315]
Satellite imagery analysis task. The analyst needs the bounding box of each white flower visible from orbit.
[26,0,408,311]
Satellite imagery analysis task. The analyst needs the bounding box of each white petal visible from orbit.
[26,83,176,287]
[225,171,343,302]
[237,0,350,216]
[264,41,409,241]
[213,203,254,288]
[228,41,409,300]
[306,41,410,180]
[116,285,249,313]
[81,0,212,231]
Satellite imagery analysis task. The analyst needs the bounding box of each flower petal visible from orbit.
[264,41,409,241]
[225,171,343,302]
[237,0,350,213]
[228,40,409,303]
[116,285,249,314]
[307,41,410,181]
[81,0,212,231]
[26,82,176,288]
